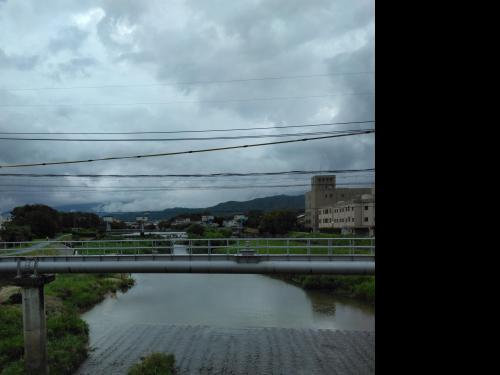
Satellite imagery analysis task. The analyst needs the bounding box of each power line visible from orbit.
[0,129,373,142]
[0,183,374,194]
[0,130,375,169]
[0,168,375,178]
[0,120,375,135]
[0,92,374,108]
[5,71,374,91]
[0,182,374,189]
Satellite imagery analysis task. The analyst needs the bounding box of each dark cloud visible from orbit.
[0,0,374,212]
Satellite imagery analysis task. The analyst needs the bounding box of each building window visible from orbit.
[364,217,368,222]
[364,206,369,210]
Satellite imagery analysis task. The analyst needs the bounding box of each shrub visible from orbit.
[128,352,176,375]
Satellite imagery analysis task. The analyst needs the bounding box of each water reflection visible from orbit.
[82,274,374,331]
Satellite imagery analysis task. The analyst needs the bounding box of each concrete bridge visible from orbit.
[0,237,375,374]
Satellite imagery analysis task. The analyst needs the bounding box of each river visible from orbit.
[77,273,375,374]
[82,273,374,331]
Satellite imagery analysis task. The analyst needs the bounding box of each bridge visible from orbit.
[0,237,375,374]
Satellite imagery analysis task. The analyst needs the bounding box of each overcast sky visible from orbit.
[0,0,374,213]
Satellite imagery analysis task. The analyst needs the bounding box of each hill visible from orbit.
[92,194,305,222]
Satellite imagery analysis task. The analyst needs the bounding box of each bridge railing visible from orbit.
[0,237,375,257]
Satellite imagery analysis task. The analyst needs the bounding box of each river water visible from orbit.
[78,274,375,374]
[82,273,374,331]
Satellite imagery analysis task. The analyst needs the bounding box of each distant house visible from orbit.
[222,219,238,228]
[233,214,248,222]
[201,215,214,225]
[173,218,191,226]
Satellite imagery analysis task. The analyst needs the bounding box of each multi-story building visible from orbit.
[318,193,375,236]
[304,175,372,231]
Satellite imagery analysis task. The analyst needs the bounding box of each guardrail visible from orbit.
[0,237,375,257]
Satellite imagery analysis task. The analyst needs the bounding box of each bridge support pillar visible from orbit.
[13,274,55,375]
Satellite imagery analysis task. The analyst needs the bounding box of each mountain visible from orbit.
[95,194,305,222]
[55,203,109,213]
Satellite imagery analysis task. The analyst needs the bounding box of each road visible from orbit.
[2,235,70,256]
[173,244,188,255]
[76,324,375,375]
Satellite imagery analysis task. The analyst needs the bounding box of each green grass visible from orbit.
[45,274,135,311]
[0,273,135,374]
[284,275,375,304]
[128,352,175,375]
[198,238,373,255]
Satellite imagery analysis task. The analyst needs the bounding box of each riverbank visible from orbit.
[279,275,375,305]
[0,273,135,374]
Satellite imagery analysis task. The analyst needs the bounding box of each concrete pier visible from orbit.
[14,274,55,375]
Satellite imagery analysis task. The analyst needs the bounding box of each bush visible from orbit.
[128,353,175,375]
[287,275,375,304]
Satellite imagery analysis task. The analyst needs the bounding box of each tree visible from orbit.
[158,220,170,230]
[246,210,264,228]
[10,204,60,238]
[258,210,297,235]
[186,223,205,237]
[0,224,33,242]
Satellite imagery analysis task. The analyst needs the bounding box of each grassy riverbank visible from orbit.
[0,273,135,374]
[281,275,375,305]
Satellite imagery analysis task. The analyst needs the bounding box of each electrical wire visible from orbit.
[5,71,374,91]
[0,120,375,135]
[0,130,374,169]
[0,182,374,190]
[0,168,375,178]
[0,92,374,108]
[0,129,373,142]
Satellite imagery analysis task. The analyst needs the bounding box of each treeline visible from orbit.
[174,210,304,236]
[0,204,101,241]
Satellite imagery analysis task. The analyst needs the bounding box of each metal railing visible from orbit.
[0,237,375,257]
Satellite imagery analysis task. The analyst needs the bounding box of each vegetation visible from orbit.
[1,205,102,242]
[283,275,375,304]
[186,223,205,237]
[258,210,298,235]
[0,273,135,374]
[128,353,176,375]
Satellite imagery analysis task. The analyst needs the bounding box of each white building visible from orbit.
[318,193,375,236]
[173,218,191,226]
[233,215,247,222]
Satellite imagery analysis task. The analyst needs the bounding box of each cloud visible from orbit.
[0,0,374,213]
[48,26,90,53]
[0,48,38,70]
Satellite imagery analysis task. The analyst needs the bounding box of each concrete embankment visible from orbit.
[76,324,374,374]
